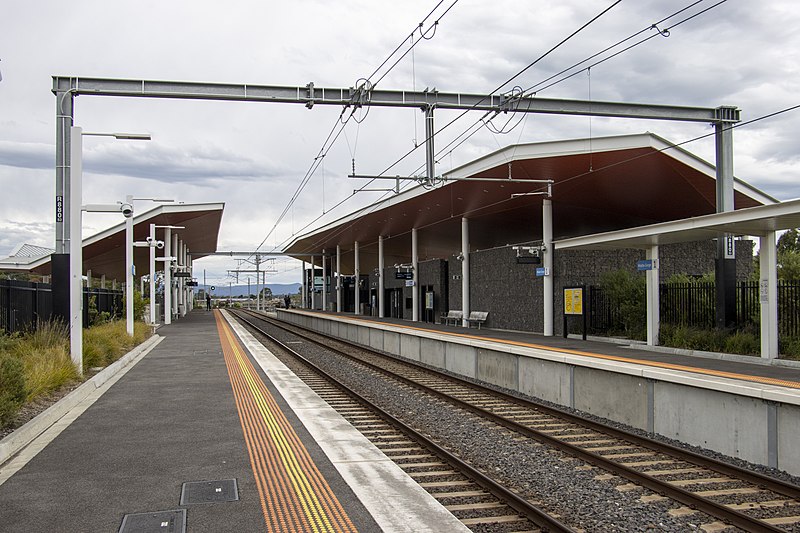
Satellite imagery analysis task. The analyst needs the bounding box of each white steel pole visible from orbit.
[412,228,419,322]
[149,224,156,324]
[171,232,178,320]
[760,232,779,358]
[125,195,134,337]
[354,241,360,315]
[322,250,327,311]
[164,227,172,325]
[69,126,83,375]
[336,245,342,312]
[378,236,385,318]
[461,218,469,327]
[301,260,306,309]
[543,198,554,336]
[646,245,660,346]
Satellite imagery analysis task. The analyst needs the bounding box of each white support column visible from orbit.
[336,245,342,313]
[322,250,327,311]
[100,274,106,289]
[760,232,779,359]
[182,243,188,316]
[171,232,179,321]
[125,213,134,336]
[378,236,385,318]
[543,198,554,336]
[412,228,419,322]
[164,227,172,325]
[301,260,306,309]
[354,241,360,315]
[461,218,469,327]
[68,126,83,374]
[86,270,92,289]
[149,224,156,324]
[645,245,660,346]
[308,255,317,310]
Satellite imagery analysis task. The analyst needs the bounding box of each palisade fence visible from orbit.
[0,280,123,334]
[589,280,800,339]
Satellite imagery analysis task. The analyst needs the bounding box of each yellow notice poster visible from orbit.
[564,288,583,315]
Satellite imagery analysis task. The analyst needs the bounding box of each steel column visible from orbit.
[68,126,82,374]
[760,232,779,359]
[646,245,660,346]
[336,245,342,313]
[378,236,385,318]
[412,228,419,322]
[354,241,360,315]
[715,123,736,329]
[301,260,306,309]
[164,227,172,325]
[322,250,327,311]
[543,199,553,336]
[461,218,469,328]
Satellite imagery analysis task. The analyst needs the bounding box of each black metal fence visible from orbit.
[589,280,800,338]
[0,280,123,334]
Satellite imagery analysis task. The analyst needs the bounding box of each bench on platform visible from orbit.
[441,310,463,326]
[467,311,488,329]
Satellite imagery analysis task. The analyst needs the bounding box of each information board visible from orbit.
[564,287,583,315]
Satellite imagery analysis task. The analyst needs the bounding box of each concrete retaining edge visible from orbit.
[0,334,163,467]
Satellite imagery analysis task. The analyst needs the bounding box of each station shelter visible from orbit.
[283,132,798,357]
[0,202,224,325]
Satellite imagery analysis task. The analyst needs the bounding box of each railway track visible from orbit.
[230,309,572,533]
[232,309,800,532]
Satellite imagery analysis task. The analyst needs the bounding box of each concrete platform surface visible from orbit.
[0,310,466,532]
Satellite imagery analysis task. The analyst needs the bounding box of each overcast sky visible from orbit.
[2,0,799,285]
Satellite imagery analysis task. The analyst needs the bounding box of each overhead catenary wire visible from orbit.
[249,0,460,261]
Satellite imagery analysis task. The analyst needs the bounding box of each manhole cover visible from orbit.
[180,479,239,505]
[119,509,186,533]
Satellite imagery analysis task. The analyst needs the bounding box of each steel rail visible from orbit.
[246,310,797,533]
[231,310,575,533]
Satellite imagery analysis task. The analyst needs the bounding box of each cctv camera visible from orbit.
[120,203,133,218]
[156,240,165,249]
[146,236,153,243]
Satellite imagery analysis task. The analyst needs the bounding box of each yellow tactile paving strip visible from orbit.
[215,311,358,533]
[319,312,800,390]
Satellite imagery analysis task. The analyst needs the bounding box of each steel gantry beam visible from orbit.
[52,75,742,329]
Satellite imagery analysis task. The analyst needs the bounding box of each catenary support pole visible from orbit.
[760,232,779,358]
[412,227,419,322]
[715,123,736,329]
[68,126,83,374]
[354,241,360,315]
[52,89,74,325]
[646,245,660,346]
[336,245,342,312]
[461,218,469,327]
[543,198,554,336]
[378,236,385,318]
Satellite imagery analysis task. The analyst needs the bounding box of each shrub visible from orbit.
[781,337,800,359]
[599,269,646,340]
[0,354,26,427]
[724,331,759,356]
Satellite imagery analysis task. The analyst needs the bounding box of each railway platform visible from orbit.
[0,310,467,533]
[277,309,800,477]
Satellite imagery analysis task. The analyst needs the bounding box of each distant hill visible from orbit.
[195,283,300,297]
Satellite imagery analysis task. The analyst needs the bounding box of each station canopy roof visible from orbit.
[283,132,776,273]
[0,202,225,280]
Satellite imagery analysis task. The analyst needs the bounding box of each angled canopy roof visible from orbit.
[0,202,225,280]
[283,133,775,272]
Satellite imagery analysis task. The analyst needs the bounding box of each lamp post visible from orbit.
[69,127,150,374]
[122,197,173,336]
[149,224,184,325]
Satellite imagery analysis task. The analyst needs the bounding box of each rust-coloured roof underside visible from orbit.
[285,135,766,273]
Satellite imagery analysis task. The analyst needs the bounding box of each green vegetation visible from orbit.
[82,320,150,370]
[599,269,646,341]
[0,319,151,429]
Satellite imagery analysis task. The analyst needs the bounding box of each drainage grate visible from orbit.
[180,479,239,505]
[119,509,186,533]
